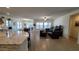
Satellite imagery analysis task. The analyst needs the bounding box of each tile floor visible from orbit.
[29,35,79,51]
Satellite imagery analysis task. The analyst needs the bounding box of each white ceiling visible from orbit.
[0,7,79,19]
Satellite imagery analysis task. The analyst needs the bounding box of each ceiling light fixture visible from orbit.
[42,16,49,21]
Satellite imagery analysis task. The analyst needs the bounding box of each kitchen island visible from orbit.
[0,31,29,51]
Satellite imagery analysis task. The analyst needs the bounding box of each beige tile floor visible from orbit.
[29,36,79,51]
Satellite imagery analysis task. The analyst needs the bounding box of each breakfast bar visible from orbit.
[0,31,29,51]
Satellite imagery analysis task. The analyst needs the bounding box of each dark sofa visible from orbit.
[40,30,47,37]
[48,25,63,39]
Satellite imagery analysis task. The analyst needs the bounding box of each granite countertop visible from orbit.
[0,31,29,45]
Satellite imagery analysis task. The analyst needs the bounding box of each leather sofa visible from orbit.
[40,30,47,37]
[48,25,63,39]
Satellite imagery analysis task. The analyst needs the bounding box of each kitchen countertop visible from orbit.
[0,31,29,45]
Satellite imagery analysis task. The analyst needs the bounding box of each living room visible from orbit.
[0,7,79,51]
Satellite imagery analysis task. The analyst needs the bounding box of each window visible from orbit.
[6,20,8,27]
[44,22,51,29]
[36,23,40,29]
[24,22,33,28]
[48,23,51,28]
[36,22,51,29]
[26,23,33,28]
[44,22,48,29]
[39,23,43,29]
[6,20,12,27]
[17,22,22,29]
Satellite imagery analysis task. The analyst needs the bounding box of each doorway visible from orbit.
[69,13,79,40]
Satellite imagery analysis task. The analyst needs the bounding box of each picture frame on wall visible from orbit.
[75,21,79,26]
